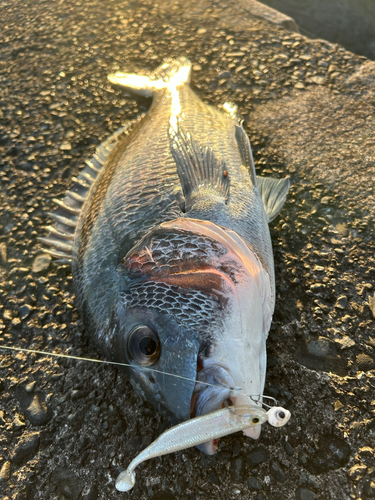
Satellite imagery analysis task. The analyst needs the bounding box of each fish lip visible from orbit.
[191,361,247,454]
[191,361,236,418]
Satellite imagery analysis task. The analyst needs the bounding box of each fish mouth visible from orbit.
[190,360,262,455]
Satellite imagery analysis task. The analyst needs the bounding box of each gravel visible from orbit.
[0,0,374,499]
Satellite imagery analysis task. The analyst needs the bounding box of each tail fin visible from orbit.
[108,58,191,97]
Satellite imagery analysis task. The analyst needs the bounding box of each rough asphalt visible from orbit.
[0,0,374,499]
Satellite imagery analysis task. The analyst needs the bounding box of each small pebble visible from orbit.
[335,295,348,309]
[11,432,40,466]
[113,420,127,436]
[285,441,294,456]
[299,472,319,489]
[246,446,268,466]
[232,439,241,458]
[13,415,26,431]
[0,242,7,264]
[270,460,287,483]
[334,400,344,411]
[0,461,11,482]
[24,394,50,425]
[32,254,52,273]
[219,71,231,78]
[231,457,245,483]
[296,486,317,500]
[247,476,262,491]
[3,310,13,321]
[310,76,325,85]
[19,305,33,320]
[25,381,36,393]
[208,471,220,485]
[335,336,355,350]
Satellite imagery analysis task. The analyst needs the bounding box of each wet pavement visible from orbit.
[0,0,374,499]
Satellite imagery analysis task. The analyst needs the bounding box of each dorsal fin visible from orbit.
[258,177,290,223]
[235,124,257,188]
[169,122,230,209]
[39,126,128,261]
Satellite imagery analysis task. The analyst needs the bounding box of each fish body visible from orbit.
[42,58,289,452]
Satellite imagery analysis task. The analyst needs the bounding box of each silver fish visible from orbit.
[116,405,269,492]
[115,405,291,491]
[41,57,290,453]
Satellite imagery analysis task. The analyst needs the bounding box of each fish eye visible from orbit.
[127,326,161,366]
[277,411,286,420]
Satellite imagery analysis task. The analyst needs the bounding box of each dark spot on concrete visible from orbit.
[294,336,348,375]
[151,492,177,500]
[247,476,263,491]
[246,446,268,467]
[363,478,375,498]
[305,434,351,474]
[285,441,294,456]
[50,468,85,500]
[231,457,245,483]
[270,460,287,483]
[296,486,317,500]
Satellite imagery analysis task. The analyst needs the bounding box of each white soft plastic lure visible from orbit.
[116,404,291,492]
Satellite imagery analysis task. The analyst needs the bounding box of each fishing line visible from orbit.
[0,344,278,407]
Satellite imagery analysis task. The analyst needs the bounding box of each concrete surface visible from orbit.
[259,0,375,59]
[0,0,374,499]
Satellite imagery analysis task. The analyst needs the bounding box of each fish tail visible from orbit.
[107,58,192,97]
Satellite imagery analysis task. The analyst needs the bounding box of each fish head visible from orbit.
[114,218,273,434]
[114,301,200,423]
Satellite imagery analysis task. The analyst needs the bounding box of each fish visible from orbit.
[41,57,290,455]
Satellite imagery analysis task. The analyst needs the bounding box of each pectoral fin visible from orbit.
[169,122,230,207]
[258,177,290,222]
